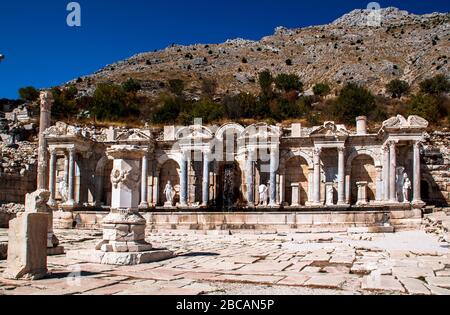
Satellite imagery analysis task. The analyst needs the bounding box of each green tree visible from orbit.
[168,79,185,96]
[151,94,182,124]
[386,79,410,98]
[223,93,257,119]
[330,83,375,124]
[258,70,273,96]
[51,86,78,119]
[420,74,450,95]
[18,86,39,101]
[90,83,136,121]
[190,98,224,123]
[406,94,440,123]
[122,78,141,93]
[313,83,331,97]
[274,74,303,93]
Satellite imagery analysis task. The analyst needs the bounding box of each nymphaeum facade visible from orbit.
[43,115,429,212]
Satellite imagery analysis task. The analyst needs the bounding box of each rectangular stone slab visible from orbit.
[66,249,174,266]
[3,212,48,280]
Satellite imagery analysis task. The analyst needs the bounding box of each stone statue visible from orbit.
[58,177,68,202]
[163,181,174,206]
[403,173,411,203]
[396,167,405,202]
[258,184,268,206]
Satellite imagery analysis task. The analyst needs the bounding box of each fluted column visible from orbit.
[269,147,278,207]
[246,149,255,206]
[389,141,397,203]
[139,154,149,209]
[412,141,423,205]
[382,144,390,201]
[48,149,57,207]
[66,148,76,207]
[313,148,322,205]
[202,152,210,206]
[337,147,346,205]
[180,153,188,207]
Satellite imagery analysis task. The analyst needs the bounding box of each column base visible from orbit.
[61,200,78,211]
[66,249,174,266]
[138,202,150,210]
[412,200,426,209]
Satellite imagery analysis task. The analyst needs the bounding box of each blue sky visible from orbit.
[0,0,449,99]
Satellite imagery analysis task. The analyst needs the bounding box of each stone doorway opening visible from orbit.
[350,154,376,205]
[217,162,243,210]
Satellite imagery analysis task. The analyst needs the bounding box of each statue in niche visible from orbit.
[396,167,405,202]
[163,181,174,206]
[258,184,268,206]
[58,176,68,202]
[402,173,411,203]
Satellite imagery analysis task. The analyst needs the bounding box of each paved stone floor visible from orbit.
[1,228,450,295]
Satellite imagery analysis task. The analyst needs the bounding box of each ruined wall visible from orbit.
[422,132,450,206]
[0,142,37,204]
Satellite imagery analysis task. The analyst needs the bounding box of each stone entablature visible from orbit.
[44,115,430,211]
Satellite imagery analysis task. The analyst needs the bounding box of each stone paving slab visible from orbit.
[1,229,450,295]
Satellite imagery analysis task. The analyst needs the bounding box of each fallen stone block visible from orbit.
[361,275,406,293]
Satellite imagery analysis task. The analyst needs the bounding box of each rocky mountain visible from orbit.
[67,7,449,99]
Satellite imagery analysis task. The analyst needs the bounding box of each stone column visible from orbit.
[180,153,188,207]
[291,183,300,207]
[94,174,104,207]
[307,167,314,205]
[412,141,423,206]
[37,91,53,190]
[382,145,390,201]
[246,149,255,206]
[153,174,159,207]
[64,152,69,191]
[389,141,397,203]
[202,152,210,206]
[313,148,322,205]
[139,154,149,209]
[375,166,383,202]
[279,174,285,206]
[269,147,278,207]
[48,149,57,207]
[337,147,346,205]
[65,148,76,207]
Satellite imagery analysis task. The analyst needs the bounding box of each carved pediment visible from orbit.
[240,123,281,140]
[310,121,349,138]
[116,129,152,142]
[176,125,213,141]
[382,115,429,130]
[44,122,82,138]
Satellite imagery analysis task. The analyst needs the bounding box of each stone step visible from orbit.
[347,225,395,234]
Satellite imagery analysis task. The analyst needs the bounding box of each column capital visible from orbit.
[67,147,76,155]
[48,147,57,155]
[337,146,346,154]
[313,147,322,156]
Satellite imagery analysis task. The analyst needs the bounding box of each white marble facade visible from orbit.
[43,115,429,211]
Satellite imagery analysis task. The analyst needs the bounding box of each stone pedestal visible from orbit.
[67,145,173,265]
[291,183,300,207]
[3,213,48,280]
[356,181,368,206]
[325,183,334,206]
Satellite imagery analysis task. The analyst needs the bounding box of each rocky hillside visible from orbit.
[67,7,449,100]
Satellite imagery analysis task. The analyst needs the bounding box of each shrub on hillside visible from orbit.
[313,83,331,97]
[18,86,39,102]
[168,79,185,96]
[386,79,410,98]
[122,78,142,93]
[258,70,274,96]
[274,74,303,93]
[406,94,441,123]
[330,83,375,124]
[90,83,139,121]
[420,74,450,95]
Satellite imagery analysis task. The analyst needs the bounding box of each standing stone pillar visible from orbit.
[48,148,57,207]
[389,141,397,203]
[279,174,285,206]
[202,152,210,207]
[180,153,188,207]
[313,148,322,205]
[291,183,300,207]
[337,147,346,205]
[246,149,255,206]
[307,167,314,205]
[412,141,424,207]
[65,148,76,208]
[153,174,159,207]
[356,182,368,206]
[94,174,104,208]
[382,145,390,201]
[139,154,149,209]
[269,147,278,207]
[37,91,53,190]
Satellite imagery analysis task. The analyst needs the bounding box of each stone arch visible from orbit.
[284,156,310,206]
[215,123,245,140]
[349,154,377,205]
[280,150,313,171]
[346,148,381,175]
[92,156,112,207]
